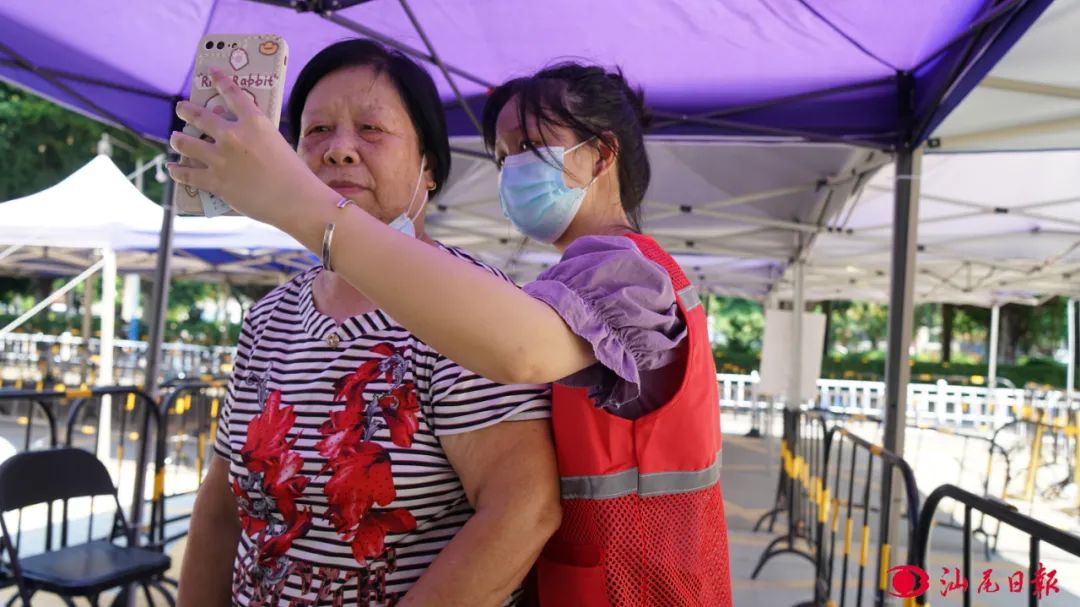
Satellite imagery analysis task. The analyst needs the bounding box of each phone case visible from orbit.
[174,34,288,216]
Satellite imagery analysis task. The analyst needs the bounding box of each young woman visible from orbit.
[170,59,732,606]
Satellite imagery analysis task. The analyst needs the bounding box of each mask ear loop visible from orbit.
[566,136,600,191]
[404,155,429,221]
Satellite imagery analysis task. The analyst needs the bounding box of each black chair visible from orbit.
[0,448,172,606]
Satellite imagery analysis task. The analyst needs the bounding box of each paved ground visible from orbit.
[722,411,1080,606]
[1,412,1078,606]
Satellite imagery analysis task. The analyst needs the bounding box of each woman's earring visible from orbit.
[427,183,437,191]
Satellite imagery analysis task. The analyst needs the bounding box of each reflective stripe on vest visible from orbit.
[677,284,701,312]
[560,450,722,499]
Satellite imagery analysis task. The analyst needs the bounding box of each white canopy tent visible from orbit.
[0,155,311,283]
[0,155,308,455]
[776,150,1080,305]
[930,0,1080,152]
[427,138,890,300]
[769,1,1080,427]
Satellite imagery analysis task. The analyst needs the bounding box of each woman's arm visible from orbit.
[168,72,595,385]
[293,198,595,385]
[177,456,241,607]
[400,419,561,607]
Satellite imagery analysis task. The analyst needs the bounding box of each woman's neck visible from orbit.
[312,230,438,323]
[312,269,377,323]
[554,181,633,252]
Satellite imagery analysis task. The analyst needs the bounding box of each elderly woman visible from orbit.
[171,55,733,605]
[177,40,560,607]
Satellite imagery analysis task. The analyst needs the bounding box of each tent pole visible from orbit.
[883,144,921,565]
[0,259,106,338]
[144,120,180,397]
[790,252,805,410]
[144,181,176,396]
[96,247,116,461]
[988,303,1001,423]
[81,274,96,385]
[1067,298,1076,411]
[397,0,482,134]
[0,244,22,263]
[124,165,174,605]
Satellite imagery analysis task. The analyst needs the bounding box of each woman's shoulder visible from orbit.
[561,233,641,257]
[247,266,317,320]
[434,241,518,284]
[535,234,670,292]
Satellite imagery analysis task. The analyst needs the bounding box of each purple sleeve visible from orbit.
[523,235,687,419]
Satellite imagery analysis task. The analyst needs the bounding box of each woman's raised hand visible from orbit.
[167,67,328,227]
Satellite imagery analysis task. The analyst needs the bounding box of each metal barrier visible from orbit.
[754,410,882,535]
[750,408,920,606]
[56,386,167,549]
[151,377,227,548]
[913,484,1080,606]
[990,410,1079,508]
[0,333,234,387]
[752,409,834,575]
[812,426,921,607]
[907,423,1013,559]
[0,389,60,558]
[0,380,224,554]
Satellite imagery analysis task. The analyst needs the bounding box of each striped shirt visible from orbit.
[214,244,551,606]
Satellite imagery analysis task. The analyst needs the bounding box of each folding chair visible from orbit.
[0,448,172,606]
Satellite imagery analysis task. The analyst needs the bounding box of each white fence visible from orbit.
[0,333,232,386]
[717,373,1078,429]
[3,333,1075,428]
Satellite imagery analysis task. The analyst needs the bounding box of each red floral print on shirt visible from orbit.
[378,382,421,448]
[320,343,419,564]
[233,389,314,590]
[232,343,422,603]
[241,390,297,474]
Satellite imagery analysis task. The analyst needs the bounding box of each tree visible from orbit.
[819,300,833,358]
[709,297,764,353]
[0,82,162,202]
[830,301,889,351]
[942,303,954,363]
[0,82,168,334]
[1020,298,1067,359]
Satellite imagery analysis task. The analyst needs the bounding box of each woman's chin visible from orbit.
[330,185,370,198]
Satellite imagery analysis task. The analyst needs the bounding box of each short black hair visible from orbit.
[482,62,652,230]
[287,39,450,196]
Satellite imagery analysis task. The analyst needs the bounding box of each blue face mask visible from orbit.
[388,156,429,239]
[498,139,595,244]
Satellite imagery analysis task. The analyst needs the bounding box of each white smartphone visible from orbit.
[174,34,289,216]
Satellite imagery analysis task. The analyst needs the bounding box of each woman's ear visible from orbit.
[423,152,437,191]
[596,133,620,176]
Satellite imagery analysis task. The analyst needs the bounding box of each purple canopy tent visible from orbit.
[0,1,1051,144]
[0,0,1055,576]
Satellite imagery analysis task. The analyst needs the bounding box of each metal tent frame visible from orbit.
[0,0,1061,562]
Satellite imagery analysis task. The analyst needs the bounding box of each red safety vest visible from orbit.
[537,233,733,607]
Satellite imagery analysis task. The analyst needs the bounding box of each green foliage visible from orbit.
[953,305,989,341]
[818,353,1070,389]
[707,296,764,354]
[1012,298,1068,358]
[0,278,242,346]
[0,81,163,202]
[714,349,1071,389]
[829,301,889,349]
[710,295,1076,389]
